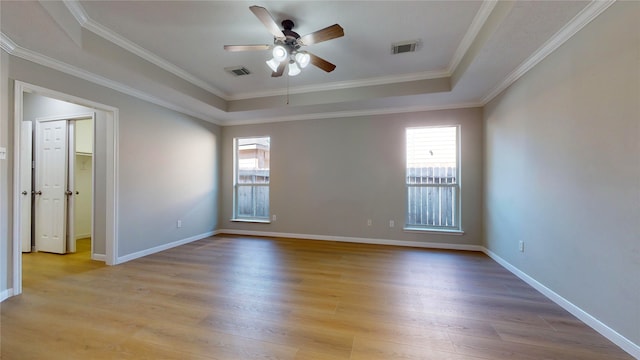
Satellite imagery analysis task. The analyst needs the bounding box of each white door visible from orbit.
[20,122,33,253]
[35,119,68,254]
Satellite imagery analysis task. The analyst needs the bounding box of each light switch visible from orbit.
[0,147,6,160]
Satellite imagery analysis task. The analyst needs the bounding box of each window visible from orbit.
[233,136,270,221]
[405,126,460,231]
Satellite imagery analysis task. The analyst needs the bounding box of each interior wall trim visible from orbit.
[0,289,14,303]
[481,0,616,105]
[0,33,220,125]
[482,247,640,359]
[220,102,483,126]
[91,254,106,262]
[215,229,484,252]
[447,0,498,74]
[62,0,227,99]
[116,231,216,264]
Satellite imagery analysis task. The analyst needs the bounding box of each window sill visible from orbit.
[230,218,271,224]
[403,227,465,236]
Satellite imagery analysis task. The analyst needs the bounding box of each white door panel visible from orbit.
[35,119,68,254]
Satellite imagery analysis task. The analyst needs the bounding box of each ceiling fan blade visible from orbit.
[271,62,286,77]
[250,5,286,40]
[308,53,336,73]
[298,24,344,46]
[224,44,271,52]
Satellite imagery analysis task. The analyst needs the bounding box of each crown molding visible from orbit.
[227,69,450,101]
[448,0,498,74]
[61,0,457,103]
[62,0,88,25]
[1,32,222,125]
[220,102,483,126]
[62,0,229,100]
[3,31,479,128]
[0,33,17,53]
[4,0,612,127]
[4,32,477,128]
[481,0,616,105]
[228,0,499,101]
[226,0,497,101]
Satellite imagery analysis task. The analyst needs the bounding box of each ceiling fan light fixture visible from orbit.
[272,45,288,62]
[266,58,280,72]
[295,52,311,68]
[225,6,344,78]
[288,61,301,76]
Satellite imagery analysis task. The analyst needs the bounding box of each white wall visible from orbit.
[484,1,639,353]
[221,108,484,248]
[117,95,220,256]
[75,118,93,154]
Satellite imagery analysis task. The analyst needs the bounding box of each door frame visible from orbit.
[19,121,32,253]
[12,81,119,296]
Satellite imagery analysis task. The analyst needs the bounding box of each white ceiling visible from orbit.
[0,1,612,125]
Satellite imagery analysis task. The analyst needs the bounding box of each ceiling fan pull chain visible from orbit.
[286,75,290,105]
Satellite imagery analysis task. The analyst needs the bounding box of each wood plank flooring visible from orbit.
[1,235,633,359]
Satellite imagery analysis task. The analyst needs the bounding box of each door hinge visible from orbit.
[32,160,35,169]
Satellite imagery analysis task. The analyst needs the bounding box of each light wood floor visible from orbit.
[1,235,633,359]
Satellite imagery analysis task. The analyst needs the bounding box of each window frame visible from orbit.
[404,125,462,233]
[232,136,271,223]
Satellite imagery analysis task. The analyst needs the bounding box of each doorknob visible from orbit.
[65,190,73,196]
[22,191,28,195]
[34,191,42,195]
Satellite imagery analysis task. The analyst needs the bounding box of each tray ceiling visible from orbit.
[0,1,611,125]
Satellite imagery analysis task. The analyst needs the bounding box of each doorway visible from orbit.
[72,119,94,254]
[12,81,119,296]
[24,113,94,255]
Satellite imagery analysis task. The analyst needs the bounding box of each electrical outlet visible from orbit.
[367,219,372,226]
[272,214,277,221]
[389,220,395,228]
[177,220,182,228]
[519,241,524,252]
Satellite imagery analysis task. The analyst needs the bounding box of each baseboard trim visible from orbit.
[0,288,14,302]
[75,233,91,240]
[216,229,484,252]
[482,247,640,359]
[116,231,215,264]
[92,253,106,262]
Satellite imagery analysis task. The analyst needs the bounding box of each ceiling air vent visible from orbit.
[391,40,420,54]
[225,66,251,76]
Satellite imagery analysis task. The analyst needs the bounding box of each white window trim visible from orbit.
[230,218,271,224]
[405,125,462,233]
[403,227,465,235]
[232,136,271,222]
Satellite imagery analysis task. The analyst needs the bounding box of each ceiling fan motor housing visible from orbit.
[280,20,301,48]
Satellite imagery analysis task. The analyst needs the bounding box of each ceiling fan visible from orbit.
[224,5,344,77]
